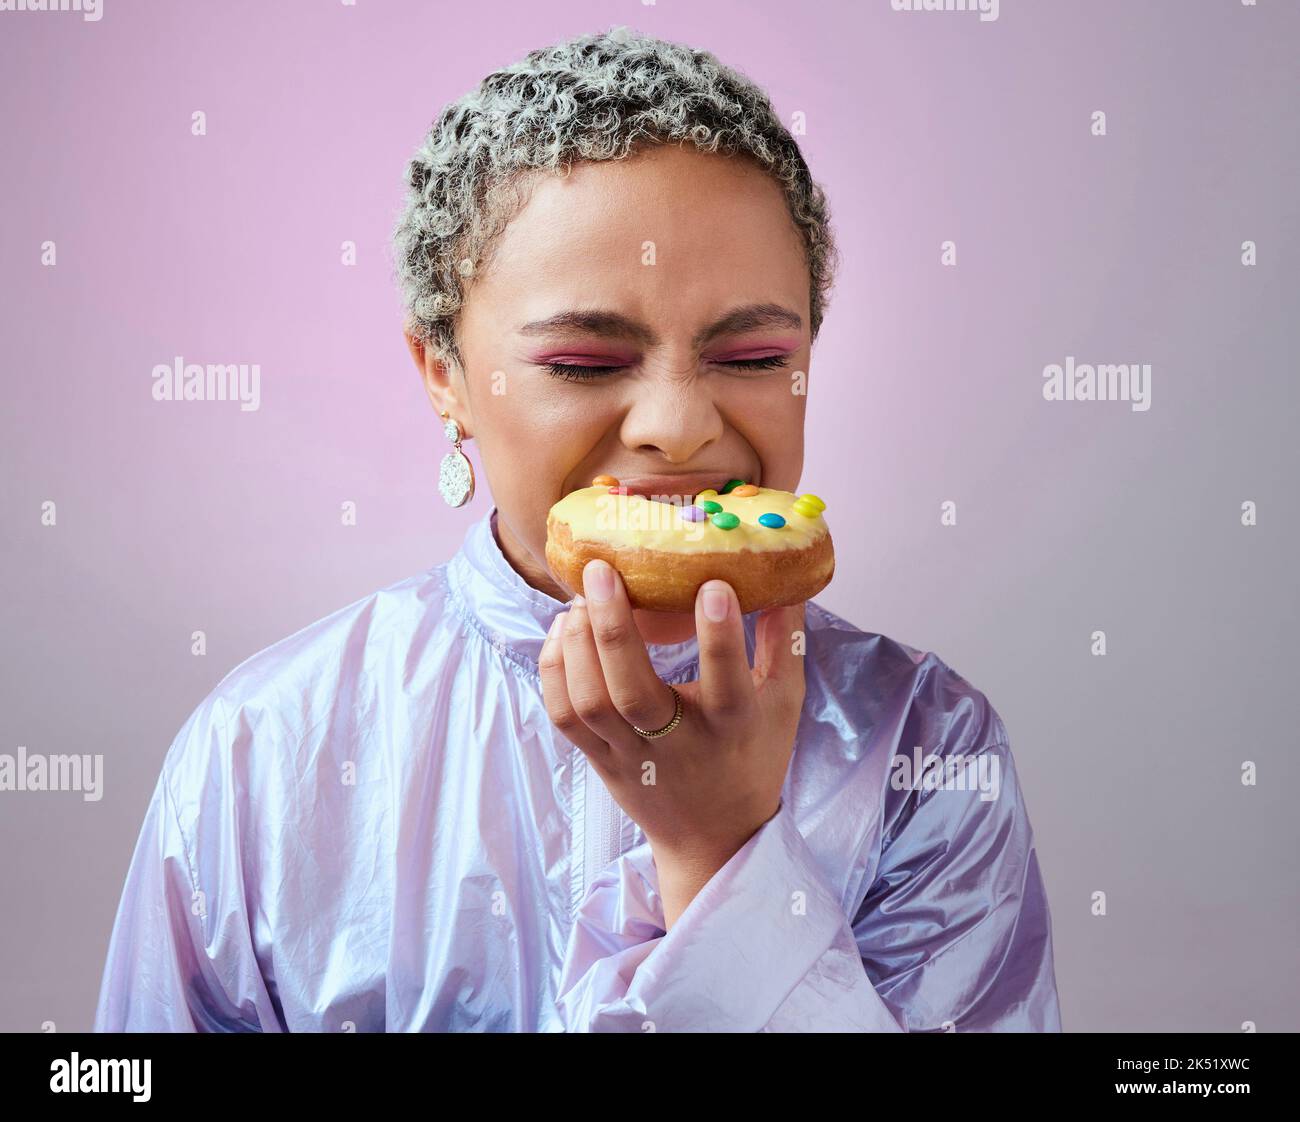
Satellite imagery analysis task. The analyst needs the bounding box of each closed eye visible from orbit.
[542,354,792,383]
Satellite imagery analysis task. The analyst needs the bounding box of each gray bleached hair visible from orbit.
[390,25,841,374]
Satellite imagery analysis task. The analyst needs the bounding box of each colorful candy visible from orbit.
[710,511,740,530]
[792,492,827,519]
[695,488,719,500]
[679,505,707,522]
[592,474,619,488]
[731,483,759,497]
[719,479,746,494]
[758,512,786,528]
[698,500,722,514]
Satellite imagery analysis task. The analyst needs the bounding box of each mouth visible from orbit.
[615,473,752,503]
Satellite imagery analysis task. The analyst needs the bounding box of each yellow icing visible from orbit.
[548,485,828,553]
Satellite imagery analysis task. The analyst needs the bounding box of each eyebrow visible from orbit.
[517,302,804,350]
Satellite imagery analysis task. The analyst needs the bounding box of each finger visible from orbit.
[560,596,641,749]
[581,559,679,734]
[538,610,610,761]
[754,602,808,705]
[694,579,756,722]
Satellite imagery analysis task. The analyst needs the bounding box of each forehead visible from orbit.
[473,145,808,307]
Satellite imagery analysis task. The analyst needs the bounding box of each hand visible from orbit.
[539,558,808,927]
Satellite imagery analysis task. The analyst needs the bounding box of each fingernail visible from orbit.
[702,582,730,623]
[571,594,586,608]
[545,613,565,646]
[584,560,615,603]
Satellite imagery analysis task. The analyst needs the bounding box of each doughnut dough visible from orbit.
[545,483,834,614]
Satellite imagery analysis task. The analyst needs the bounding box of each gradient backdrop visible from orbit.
[1,0,1297,1032]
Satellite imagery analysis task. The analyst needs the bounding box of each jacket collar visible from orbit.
[447,506,714,683]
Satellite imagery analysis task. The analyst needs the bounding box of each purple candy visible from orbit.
[680,504,708,522]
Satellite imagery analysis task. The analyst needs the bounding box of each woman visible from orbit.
[94,26,1061,1032]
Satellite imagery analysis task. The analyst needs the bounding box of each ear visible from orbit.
[405,330,470,436]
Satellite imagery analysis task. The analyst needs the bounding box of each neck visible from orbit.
[493,509,570,601]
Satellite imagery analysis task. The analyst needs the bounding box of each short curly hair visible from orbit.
[391,25,840,373]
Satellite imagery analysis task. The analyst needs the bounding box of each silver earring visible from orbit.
[438,410,475,507]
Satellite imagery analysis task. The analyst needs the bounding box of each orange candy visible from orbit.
[592,474,619,488]
[731,484,759,497]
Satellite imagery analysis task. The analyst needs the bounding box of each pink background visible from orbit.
[1,0,1297,1031]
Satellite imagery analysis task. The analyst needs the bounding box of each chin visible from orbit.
[632,608,697,646]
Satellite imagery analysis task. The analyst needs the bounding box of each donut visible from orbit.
[545,476,834,614]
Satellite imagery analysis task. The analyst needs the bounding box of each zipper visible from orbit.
[570,747,627,913]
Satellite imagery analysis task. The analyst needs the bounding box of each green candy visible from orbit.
[719,479,746,494]
[710,511,740,530]
[699,500,722,514]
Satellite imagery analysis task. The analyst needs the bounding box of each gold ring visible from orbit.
[629,684,683,740]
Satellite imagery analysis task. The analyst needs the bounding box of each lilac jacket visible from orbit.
[93,507,1062,1031]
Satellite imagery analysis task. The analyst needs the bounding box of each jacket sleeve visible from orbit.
[555,796,905,1032]
[556,739,1061,1033]
[855,738,1062,1032]
[93,700,281,1032]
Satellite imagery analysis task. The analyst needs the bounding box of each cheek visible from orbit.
[719,369,808,429]
[474,370,609,481]
[717,377,807,483]
[477,366,593,438]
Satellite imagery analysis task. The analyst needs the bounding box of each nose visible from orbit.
[618,367,726,463]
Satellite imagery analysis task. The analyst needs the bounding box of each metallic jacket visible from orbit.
[94,507,1062,1032]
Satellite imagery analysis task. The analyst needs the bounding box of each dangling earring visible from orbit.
[438,409,475,507]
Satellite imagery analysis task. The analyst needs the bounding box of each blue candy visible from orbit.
[758,512,786,529]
